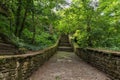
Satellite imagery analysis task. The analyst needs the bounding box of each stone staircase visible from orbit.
[0,43,17,55]
[58,35,73,52]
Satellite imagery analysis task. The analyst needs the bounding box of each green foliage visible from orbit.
[0,0,65,52]
[18,47,28,54]
[0,15,10,34]
[56,0,120,51]
[72,30,88,47]
[9,34,24,47]
[1,0,120,52]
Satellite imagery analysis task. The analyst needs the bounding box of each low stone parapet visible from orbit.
[0,42,58,80]
[75,47,120,80]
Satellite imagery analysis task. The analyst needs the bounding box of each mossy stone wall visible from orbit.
[0,44,58,80]
[75,48,120,80]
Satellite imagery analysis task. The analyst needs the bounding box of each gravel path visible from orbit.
[30,51,110,80]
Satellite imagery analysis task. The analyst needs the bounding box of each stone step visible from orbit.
[0,43,17,55]
[0,43,17,50]
[59,37,69,41]
[0,46,16,50]
[58,47,73,52]
[0,39,3,42]
[0,43,15,47]
[59,43,71,47]
[0,50,16,55]
[0,47,16,50]
[58,34,73,52]
[59,40,69,43]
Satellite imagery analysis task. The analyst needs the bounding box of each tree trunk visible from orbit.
[15,0,22,36]
[31,5,36,44]
[86,15,92,47]
[9,17,12,32]
[32,12,36,44]
[18,8,27,37]
[32,25,36,44]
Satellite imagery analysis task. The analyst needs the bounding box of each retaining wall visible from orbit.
[0,43,58,80]
[75,48,120,80]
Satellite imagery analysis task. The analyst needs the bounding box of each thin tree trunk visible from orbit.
[31,0,36,44]
[32,24,36,44]
[18,8,27,37]
[18,0,30,37]
[31,7,36,44]
[9,17,12,32]
[86,15,92,47]
[15,0,22,36]
[9,0,13,33]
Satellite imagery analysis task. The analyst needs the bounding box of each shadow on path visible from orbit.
[30,51,110,80]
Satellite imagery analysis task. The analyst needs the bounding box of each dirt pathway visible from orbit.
[30,51,110,80]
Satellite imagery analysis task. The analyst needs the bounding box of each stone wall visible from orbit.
[75,48,120,80]
[0,43,58,80]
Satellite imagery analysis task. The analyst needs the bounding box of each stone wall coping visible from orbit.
[0,44,55,59]
[0,37,60,59]
[77,47,120,57]
[75,47,120,80]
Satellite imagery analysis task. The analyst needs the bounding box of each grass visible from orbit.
[55,76,61,80]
